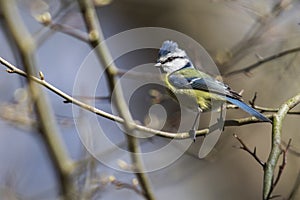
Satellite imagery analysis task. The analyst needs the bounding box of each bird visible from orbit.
[154,40,272,141]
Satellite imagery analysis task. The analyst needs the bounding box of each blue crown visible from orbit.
[158,40,178,57]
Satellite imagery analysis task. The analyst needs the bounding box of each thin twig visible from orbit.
[72,95,111,101]
[264,93,300,200]
[251,105,300,115]
[224,114,273,126]
[225,101,300,115]
[233,134,265,167]
[249,92,300,114]
[224,46,300,77]
[249,92,258,107]
[48,22,89,42]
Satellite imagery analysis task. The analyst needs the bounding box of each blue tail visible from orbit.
[226,97,272,123]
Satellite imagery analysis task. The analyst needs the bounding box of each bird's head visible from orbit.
[155,41,192,73]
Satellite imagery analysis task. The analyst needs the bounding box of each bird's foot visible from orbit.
[189,129,196,142]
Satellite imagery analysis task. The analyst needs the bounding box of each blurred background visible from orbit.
[0,0,299,199]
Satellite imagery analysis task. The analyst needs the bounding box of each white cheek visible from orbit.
[162,59,188,73]
[172,58,188,69]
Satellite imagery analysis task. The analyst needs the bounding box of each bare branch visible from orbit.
[0,0,76,199]
[233,134,265,167]
[263,138,292,200]
[249,92,300,115]
[48,22,89,42]
[0,56,274,140]
[77,0,155,199]
[264,93,300,200]
[224,47,300,77]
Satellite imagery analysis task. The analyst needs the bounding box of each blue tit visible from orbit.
[155,41,272,140]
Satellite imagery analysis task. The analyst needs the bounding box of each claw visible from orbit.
[189,129,196,142]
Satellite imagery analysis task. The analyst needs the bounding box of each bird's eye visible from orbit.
[166,57,173,63]
[161,56,185,64]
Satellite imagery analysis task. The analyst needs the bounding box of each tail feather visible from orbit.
[226,97,272,123]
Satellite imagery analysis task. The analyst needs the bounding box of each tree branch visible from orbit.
[249,92,300,115]
[233,134,265,167]
[77,0,156,199]
[0,54,277,141]
[224,47,300,77]
[264,93,300,200]
[0,0,75,199]
[272,139,291,191]
[0,56,275,140]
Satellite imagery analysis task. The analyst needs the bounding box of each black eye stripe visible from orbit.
[160,56,185,64]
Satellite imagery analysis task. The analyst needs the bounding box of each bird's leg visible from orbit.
[189,107,202,142]
[217,103,225,131]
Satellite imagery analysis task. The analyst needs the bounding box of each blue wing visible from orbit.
[168,72,241,99]
[168,70,271,123]
[226,96,272,123]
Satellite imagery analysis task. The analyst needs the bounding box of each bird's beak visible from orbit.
[154,62,161,67]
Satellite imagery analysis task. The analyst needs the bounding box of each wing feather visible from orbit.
[168,69,241,99]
